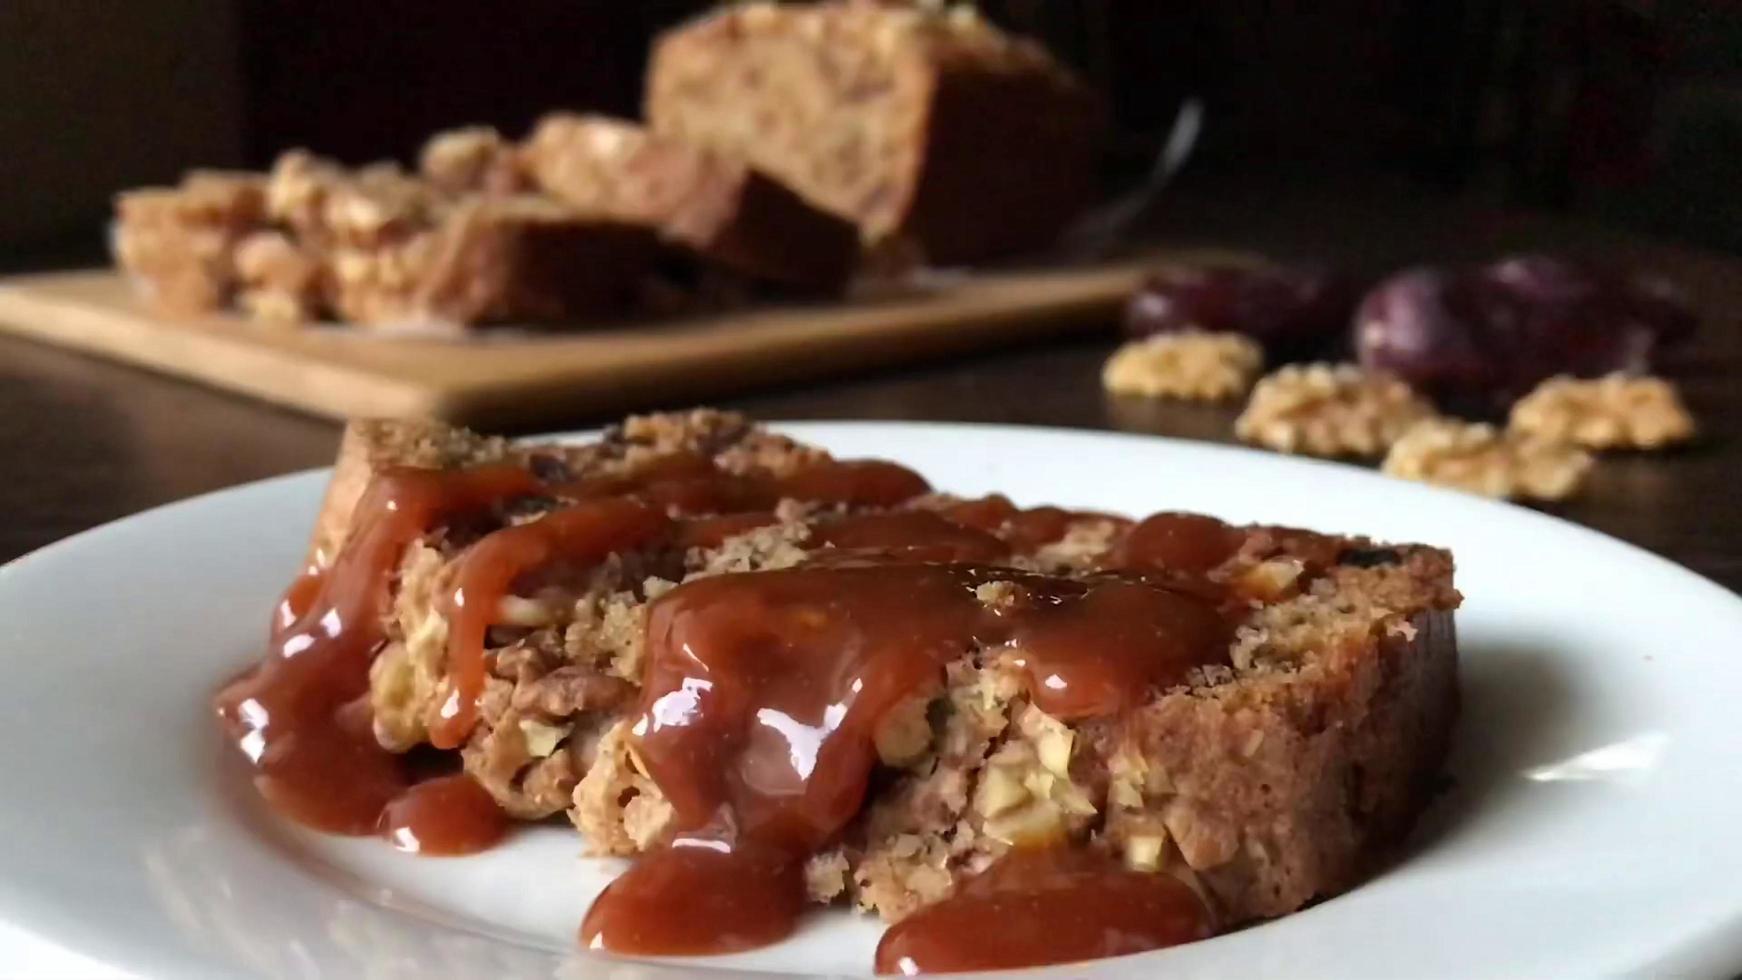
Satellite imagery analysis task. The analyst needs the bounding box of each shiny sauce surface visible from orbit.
[215,455,940,827]
[214,465,538,844]
[874,848,1214,975]
[379,772,510,855]
[584,524,1234,958]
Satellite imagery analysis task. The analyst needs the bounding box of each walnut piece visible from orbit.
[1235,363,1435,457]
[419,126,530,195]
[1382,418,1593,500]
[1509,373,1695,450]
[233,231,325,323]
[1101,332,1263,401]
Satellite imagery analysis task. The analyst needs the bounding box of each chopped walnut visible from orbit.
[971,707,1096,848]
[233,231,325,323]
[1382,418,1593,500]
[419,126,530,195]
[1101,332,1263,401]
[1235,363,1435,458]
[1509,373,1695,450]
[266,150,443,250]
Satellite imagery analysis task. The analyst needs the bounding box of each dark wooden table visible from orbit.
[5,185,1740,594]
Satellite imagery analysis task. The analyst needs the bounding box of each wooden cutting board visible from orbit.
[0,254,1232,427]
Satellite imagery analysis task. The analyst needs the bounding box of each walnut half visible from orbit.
[1382,418,1593,501]
[1235,363,1435,458]
[1102,332,1263,402]
[1509,373,1695,450]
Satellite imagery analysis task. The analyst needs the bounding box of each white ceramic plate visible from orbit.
[3,422,1741,979]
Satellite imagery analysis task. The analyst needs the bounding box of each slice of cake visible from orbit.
[264,151,665,328]
[217,410,1459,973]
[644,1,1105,263]
[520,114,859,291]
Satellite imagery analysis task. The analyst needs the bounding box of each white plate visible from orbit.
[3,422,1742,979]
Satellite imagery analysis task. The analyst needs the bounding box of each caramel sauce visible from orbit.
[1003,576,1230,720]
[585,555,1232,957]
[1116,512,1244,573]
[217,446,1263,972]
[874,848,1214,975]
[214,452,937,836]
[582,839,807,955]
[432,497,672,748]
[214,465,537,838]
[814,510,1010,562]
[560,455,933,517]
[379,772,510,855]
[773,459,933,508]
[941,494,1132,553]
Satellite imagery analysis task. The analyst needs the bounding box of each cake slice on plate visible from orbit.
[219,410,1459,971]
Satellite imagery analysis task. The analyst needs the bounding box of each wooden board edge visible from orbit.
[429,268,1144,427]
[0,281,440,420]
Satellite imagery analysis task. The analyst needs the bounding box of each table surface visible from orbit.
[5,185,1741,596]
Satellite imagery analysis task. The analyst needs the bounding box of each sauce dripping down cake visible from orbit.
[214,409,1460,974]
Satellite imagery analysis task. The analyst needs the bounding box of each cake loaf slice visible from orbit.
[305,412,1458,931]
[266,151,664,328]
[520,114,859,291]
[645,1,1104,263]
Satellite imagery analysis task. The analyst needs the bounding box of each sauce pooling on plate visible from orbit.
[216,449,1242,972]
[213,465,538,848]
[874,848,1214,974]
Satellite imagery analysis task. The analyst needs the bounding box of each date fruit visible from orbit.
[1124,263,1356,360]
[1355,254,1695,409]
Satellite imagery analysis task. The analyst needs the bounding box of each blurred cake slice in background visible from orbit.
[645,0,1104,264]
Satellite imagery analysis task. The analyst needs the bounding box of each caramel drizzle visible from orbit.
[219,448,1252,970]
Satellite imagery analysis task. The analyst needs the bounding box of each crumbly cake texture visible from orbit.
[112,171,268,314]
[267,153,666,328]
[1102,332,1264,401]
[1236,363,1437,458]
[520,114,859,290]
[112,151,665,328]
[1383,418,1593,501]
[644,0,1103,263]
[317,410,1460,929]
[1509,373,1696,450]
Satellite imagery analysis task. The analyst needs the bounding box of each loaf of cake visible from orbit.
[645,1,1104,263]
[272,410,1460,937]
[520,114,859,290]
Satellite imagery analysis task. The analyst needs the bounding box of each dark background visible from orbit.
[2,0,1738,269]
